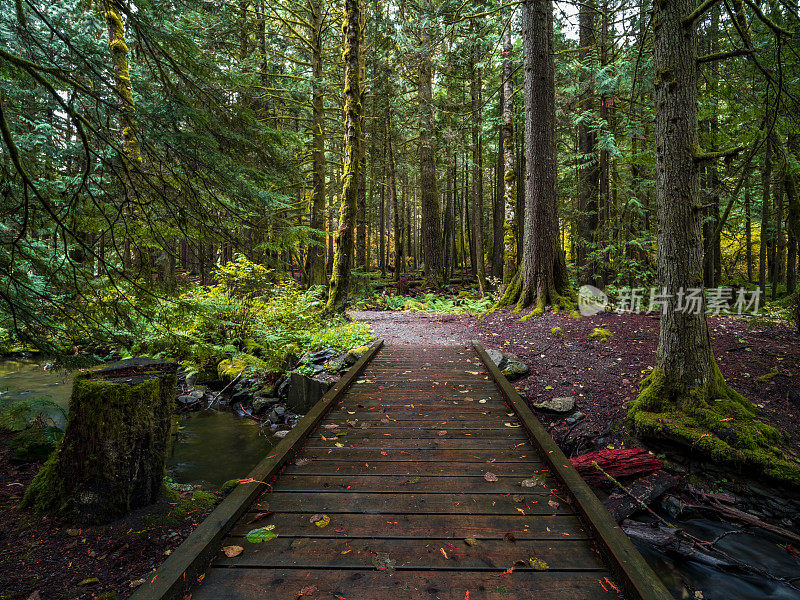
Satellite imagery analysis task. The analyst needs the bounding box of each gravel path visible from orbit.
[349,311,475,346]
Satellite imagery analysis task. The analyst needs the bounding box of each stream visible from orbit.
[1,360,798,599]
[0,359,274,488]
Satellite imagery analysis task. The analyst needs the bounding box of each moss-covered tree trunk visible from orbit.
[626,0,800,485]
[326,0,362,313]
[498,0,571,316]
[23,360,176,523]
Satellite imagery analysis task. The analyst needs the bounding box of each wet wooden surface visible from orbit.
[192,345,626,600]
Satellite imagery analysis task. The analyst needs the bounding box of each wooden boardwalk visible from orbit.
[132,342,670,600]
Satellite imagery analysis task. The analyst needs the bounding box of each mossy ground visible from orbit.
[144,489,217,528]
[629,366,800,485]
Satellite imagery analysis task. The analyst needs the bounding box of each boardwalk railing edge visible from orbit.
[472,341,672,600]
[129,339,384,600]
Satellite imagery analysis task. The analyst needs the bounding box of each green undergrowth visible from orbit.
[73,255,371,380]
[356,290,493,314]
[629,366,800,485]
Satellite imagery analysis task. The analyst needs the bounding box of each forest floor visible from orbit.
[352,309,800,452]
[0,429,219,600]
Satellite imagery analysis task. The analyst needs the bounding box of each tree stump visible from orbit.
[23,359,176,523]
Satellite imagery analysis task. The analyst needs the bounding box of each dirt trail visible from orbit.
[349,311,474,346]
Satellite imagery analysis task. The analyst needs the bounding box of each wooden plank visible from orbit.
[309,429,528,440]
[127,340,385,600]
[252,492,575,515]
[271,474,556,494]
[305,438,532,450]
[229,512,588,540]
[190,568,622,600]
[282,460,544,476]
[212,538,606,570]
[291,448,539,462]
[472,342,672,600]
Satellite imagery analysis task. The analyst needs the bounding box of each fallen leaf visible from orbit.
[464,537,479,547]
[491,566,515,577]
[246,526,277,543]
[521,476,545,488]
[504,532,517,543]
[529,557,549,570]
[372,552,396,572]
[437,430,448,436]
[504,422,521,428]
[245,511,272,524]
[298,584,319,596]
[484,472,499,482]
[313,514,331,528]
[78,578,99,586]
[440,547,449,559]
[548,499,560,510]
[512,494,525,503]
[222,545,243,558]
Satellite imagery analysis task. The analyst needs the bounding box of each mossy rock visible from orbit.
[221,478,241,493]
[8,427,61,462]
[218,357,248,381]
[23,359,177,523]
[588,327,613,342]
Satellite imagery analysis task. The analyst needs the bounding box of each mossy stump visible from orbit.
[23,358,177,523]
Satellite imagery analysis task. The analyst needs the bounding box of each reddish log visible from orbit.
[569,448,663,486]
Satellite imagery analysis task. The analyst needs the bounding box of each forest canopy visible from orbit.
[1,0,799,355]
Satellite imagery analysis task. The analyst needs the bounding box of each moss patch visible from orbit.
[629,366,800,486]
[588,327,613,342]
[144,490,218,528]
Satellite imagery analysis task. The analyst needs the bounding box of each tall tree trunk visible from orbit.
[387,113,403,280]
[470,24,486,295]
[501,23,518,286]
[577,0,598,284]
[305,0,327,286]
[326,0,362,312]
[419,14,443,281]
[632,0,747,422]
[498,0,570,314]
[759,138,771,294]
[745,169,753,283]
[356,2,367,270]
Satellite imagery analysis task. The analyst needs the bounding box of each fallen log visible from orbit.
[604,471,679,521]
[621,520,737,569]
[570,448,663,486]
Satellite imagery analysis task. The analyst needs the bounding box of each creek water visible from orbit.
[0,360,274,488]
[1,360,799,599]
